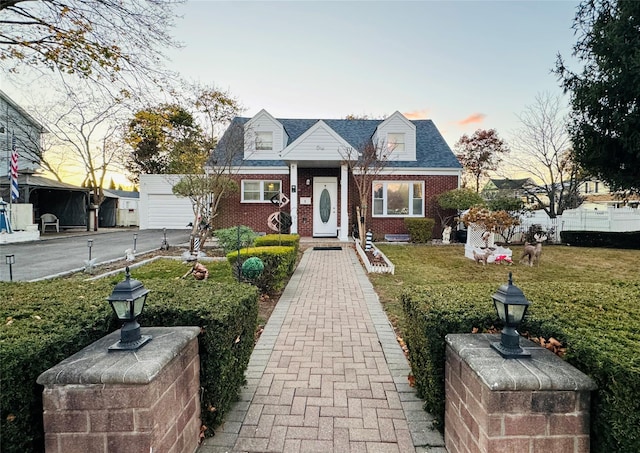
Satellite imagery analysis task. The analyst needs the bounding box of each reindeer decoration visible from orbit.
[473,249,493,265]
[520,233,547,266]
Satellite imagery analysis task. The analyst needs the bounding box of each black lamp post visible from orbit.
[107,266,152,351]
[490,272,531,359]
[5,254,15,281]
[87,239,93,261]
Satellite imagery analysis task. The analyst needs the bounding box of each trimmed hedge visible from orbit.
[254,233,300,254]
[561,230,640,249]
[214,225,258,254]
[402,282,640,453]
[140,272,258,431]
[0,260,258,453]
[227,246,297,293]
[404,217,435,243]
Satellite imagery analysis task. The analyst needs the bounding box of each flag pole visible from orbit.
[7,130,11,216]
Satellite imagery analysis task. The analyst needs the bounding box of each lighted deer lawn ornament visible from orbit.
[520,233,547,266]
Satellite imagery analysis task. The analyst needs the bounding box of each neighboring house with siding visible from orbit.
[0,90,46,184]
[139,110,462,238]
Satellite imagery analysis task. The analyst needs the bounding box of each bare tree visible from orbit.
[340,138,392,246]
[176,118,248,256]
[31,81,129,206]
[0,0,181,96]
[508,92,583,218]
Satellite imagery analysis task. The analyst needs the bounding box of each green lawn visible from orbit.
[368,243,640,335]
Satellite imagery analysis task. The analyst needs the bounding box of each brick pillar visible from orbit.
[37,327,201,453]
[444,334,597,453]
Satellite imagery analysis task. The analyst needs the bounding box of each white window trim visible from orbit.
[241,179,282,203]
[255,131,274,151]
[387,132,406,152]
[372,180,424,217]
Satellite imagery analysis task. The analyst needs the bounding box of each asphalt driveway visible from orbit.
[0,229,191,282]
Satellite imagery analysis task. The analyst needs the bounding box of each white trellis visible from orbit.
[464,223,513,263]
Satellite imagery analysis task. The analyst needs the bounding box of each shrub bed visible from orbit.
[254,233,300,254]
[561,230,640,249]
[402,281,640,453]
[227,246,297,292]
[0,259,258,453]
[404,217,435,243]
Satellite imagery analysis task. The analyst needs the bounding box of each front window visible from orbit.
[387,133,405,152]
[373,181,424,216]
[242,180,281,202]
[255,131,273,151]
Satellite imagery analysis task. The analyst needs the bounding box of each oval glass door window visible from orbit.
[319,188,331,223]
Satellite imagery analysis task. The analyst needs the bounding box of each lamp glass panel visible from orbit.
[111,300,132,319]
[506,304,527,325]
[493,299,507,322]
[133,295,146,317]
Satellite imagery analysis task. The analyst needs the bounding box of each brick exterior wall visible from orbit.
[41,337,201,453]
[213,169,458,238]
[444,344,592,453]
[213,174,291,234]
[363,174,458,240]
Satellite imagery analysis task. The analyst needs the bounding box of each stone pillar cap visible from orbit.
[446,333,597,392]
[37,327,200,386]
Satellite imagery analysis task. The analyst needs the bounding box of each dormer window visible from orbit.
[256,131,273,151]
[387,133,405,153]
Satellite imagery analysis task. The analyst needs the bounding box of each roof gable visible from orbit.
[280,120,355,160]
[208,113,462,170]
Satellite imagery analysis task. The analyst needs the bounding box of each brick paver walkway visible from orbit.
[199,246,446,453]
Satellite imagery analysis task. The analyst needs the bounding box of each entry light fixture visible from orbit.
[490,272,531,359]
[107,267,152,351]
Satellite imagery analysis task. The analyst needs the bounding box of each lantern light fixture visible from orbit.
[490,273,531,359]
[107,266,152,351]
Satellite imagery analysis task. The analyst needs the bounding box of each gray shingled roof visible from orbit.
[209,116,461,169]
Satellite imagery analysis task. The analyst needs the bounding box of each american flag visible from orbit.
[10,133,19,201]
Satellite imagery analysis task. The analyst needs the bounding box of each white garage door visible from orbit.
[145,194,193,229]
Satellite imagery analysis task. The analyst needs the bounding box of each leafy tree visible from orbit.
[461,207,521,244]
[0,0,180,90]
[109,178,116,190]
[508,92,583,217]
[188,83,243,148]
[486,195,524,213]
[556,0,640,192]
[124,104,207,182]
[454,129,510,193]
[436,188,485,227]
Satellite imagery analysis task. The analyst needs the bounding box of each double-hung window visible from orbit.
[255,131,273,151]
[372,181,424,216]
[387,133,405,153]
[242,180,281,202]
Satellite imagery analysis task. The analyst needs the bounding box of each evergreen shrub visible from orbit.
[404,218,436,243]
[402,281,640,453]
[0,259,258,452]
[227,246,297,292]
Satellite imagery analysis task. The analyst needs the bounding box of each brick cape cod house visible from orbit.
[139,110,462,239]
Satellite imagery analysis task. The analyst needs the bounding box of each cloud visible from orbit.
[403,109,430,119]
[458,113,486,125]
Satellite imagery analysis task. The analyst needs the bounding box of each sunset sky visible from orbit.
[164,0,581,147]
[1,0,582,184]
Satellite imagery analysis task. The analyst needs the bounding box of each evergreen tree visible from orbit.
[556,0,640,192]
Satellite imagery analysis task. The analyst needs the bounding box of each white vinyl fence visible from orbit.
[509,207,640,243]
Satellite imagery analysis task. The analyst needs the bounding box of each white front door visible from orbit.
[313,177,338,237]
